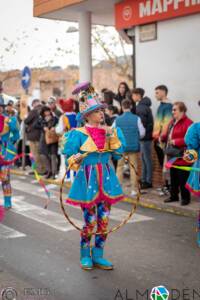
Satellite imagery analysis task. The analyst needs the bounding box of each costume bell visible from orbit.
[62,82,126,270]
[0,100,19,209]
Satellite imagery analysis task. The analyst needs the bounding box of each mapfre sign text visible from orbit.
[115,0,200,29]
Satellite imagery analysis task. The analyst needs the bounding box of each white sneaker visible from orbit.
[131,190,137,197]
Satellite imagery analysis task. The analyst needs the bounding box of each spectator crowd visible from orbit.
[2,81,197,207]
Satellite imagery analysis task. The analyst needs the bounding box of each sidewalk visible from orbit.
[123,183,198,218]
[10,168,198,218]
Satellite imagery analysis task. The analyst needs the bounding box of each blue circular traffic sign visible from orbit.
[21,66,31,90]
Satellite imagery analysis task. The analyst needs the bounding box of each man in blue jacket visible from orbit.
[114,99,145,196]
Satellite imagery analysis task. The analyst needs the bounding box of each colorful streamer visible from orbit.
[165,158,200,172]
[29,153,51,209]
[0,205,5,222]
[0,152,51,211]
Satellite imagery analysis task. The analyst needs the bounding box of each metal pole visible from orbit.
[22,89,28,170]
[78,12,92,82]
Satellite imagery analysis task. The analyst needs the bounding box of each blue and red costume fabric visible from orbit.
[62,126,125,208]
[184,122,200,197]
[63,112,77,130]
[0,114,19,208]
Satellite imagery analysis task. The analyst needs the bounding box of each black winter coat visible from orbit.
[136,97,154,141]
[24,107,42,141]
[35,116,58,155]
[115,91,136,114]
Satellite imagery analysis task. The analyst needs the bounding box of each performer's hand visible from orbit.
[73,153,82,163]
[183,151,193,162]
[103,126,113,136]
[107,127,113,135]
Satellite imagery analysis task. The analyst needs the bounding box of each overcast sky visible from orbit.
[0,0,131,71]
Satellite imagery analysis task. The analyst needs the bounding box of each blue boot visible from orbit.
[4,196,12,209]
[80,247,93,270]
[92,247,113,270]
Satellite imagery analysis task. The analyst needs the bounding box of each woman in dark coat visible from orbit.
[114,82,136,114]
[38,106,59,179]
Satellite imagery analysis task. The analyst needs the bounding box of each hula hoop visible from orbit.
[59,155,141,235]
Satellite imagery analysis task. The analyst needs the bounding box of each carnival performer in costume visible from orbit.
[184,123,200,196]
[62,82,126,270]
[58,98,77,131]
[56,98,77,181]
[184,122,200,246]
[0,99,19,209]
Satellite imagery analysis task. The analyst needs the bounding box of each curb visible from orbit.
[10,169,196,219]
[124,197,196,218]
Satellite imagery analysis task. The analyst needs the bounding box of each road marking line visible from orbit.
[12,180,48,198]
[17,176,27,180]
[38,184,57,192]
[10,180,154,224]
[12,198,83,232]
[110,207,153,223]
[31,180,38,184]
[0,223,26,239]
[9,180,154,223]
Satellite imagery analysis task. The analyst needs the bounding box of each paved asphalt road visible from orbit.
[0,175,199,300]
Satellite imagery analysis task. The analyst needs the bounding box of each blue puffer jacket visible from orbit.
[115,112,140,152]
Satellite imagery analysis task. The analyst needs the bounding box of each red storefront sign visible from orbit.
[115,0,200,29]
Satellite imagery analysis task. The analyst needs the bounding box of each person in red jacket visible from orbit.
[161,101,193,205]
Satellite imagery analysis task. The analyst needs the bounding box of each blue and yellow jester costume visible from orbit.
[0,102,19,209]
[62,82,126,270]
[57,98,77,182]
